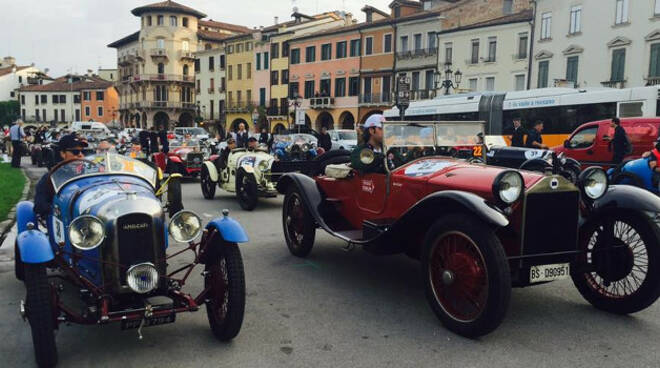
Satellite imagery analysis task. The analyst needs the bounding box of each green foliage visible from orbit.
[0,100,20,126]
[0,163,26,221]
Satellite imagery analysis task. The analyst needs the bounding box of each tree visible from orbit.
[0,101,19,126]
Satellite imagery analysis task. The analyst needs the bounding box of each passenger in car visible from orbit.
[351,114,385,174]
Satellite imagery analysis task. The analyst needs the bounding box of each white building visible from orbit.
[97,68,118,82]
[437,11,532,93]
[532,0,660,89]
[0,56,46,101]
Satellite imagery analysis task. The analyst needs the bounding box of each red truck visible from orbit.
[553,118,660,169]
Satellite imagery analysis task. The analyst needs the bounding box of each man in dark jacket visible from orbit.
[526,120,548,149]
[511,117,525,147]
[236,123,248,148]
[138,129,150,155]
[149,126,159,154]
[351,114,385,174]
[318,126,332,152]
[158,126,169,153]
[606,117,629,164]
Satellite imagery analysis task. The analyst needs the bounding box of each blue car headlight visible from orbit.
[68,215,105,250]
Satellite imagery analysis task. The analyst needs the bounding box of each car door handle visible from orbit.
[587,149,593,155]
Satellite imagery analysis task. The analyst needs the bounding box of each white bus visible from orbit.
[384,86,660,147]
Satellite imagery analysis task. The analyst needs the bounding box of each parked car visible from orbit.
[14,153,247,367]
[480,146,582,183]
[553,118,660,169]
[276,121,660,338]
[272,133,322,161]
[153,138,207,177]
[328,129,358,151]
[174,127,209,140]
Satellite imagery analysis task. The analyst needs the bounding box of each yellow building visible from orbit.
[225,32,257,132]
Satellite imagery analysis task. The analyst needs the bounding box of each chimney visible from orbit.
[274,16,279,25]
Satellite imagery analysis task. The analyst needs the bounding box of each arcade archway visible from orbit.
[179,112,193,127]
[315,111,334,131]
[339,111,355,130]
[154,111,169,129]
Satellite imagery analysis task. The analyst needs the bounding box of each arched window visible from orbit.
[183,65,189,76]
[158,63,164,74]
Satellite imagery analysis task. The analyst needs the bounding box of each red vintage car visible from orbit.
[276,121,660,337]
[153,139,207,177]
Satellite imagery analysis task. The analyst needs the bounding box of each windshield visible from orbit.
[385,125,435,147]
[384,122,484,148]
[338,131,357,140]
[50,153,158,192]
[435,123,484,147]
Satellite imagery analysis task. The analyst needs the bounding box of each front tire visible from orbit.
[571,212,660,314]
[25,263,58,367]
[421,214,511,338]
[167,178,183,217]
[282,187,316,257]
[201,165,216,199]
[235,169,258,211]
[15,241,24,281]
[205,245,245,341]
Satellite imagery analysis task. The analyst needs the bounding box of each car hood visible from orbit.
[393,157,545,199]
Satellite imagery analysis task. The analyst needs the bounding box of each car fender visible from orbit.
[205,216,249,243]
[17,230,54,264]
[16,201,37,233]
[276,173,329,230]
[169,155,183,164]
[395,190,509,229]
[591,184,660,214]
[203,161,219,182]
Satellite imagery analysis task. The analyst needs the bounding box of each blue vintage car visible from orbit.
[15,153,248,367]
[272,133,321,161]
[609,156,659,194]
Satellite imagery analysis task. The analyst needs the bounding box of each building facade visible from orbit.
[194,46,226,132]
[108,1,247,129]
[0,56,46,102]
[97,68,118,83]
[531,0,660,89]
[225,32,257,131]
[18,75,118,124]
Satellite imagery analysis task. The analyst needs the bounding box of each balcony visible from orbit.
[218,87,225,93]
[121,75,131,84]
[466,58,480,65]
[179,50,195,60]
[645,76,660,86]
[410,89,436,101]
[359,93,393,106]
[601,80,627,89]
[396,51,412,60]
[130,74,194,84]
[309,97,334,109]
[138,101,196,110]
[226,101,255,113]
[208,87,215,94]
[150,48,168,59]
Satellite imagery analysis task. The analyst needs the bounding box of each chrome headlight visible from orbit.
[302,143,311,152]
[579,167,608,200]
[68,215,105,250]
[168,210,202,242]
[126,263,159,294]
[492,171,524,205]
[258,159,271,172]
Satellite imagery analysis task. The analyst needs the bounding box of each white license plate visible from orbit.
[530,263,570,283]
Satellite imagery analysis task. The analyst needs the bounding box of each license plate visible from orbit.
[121,313,176,330]
[530,263,570,283]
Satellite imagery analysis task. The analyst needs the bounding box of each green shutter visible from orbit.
[538,61,549,88]
[650,44,660,78]
[566,56,578,82]
[611,49,625,81]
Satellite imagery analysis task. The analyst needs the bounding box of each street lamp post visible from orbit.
[435,62,462,95]
[289,95,302,133]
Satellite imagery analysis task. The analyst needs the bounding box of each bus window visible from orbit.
[619,102,643,117]
[566,125,598,149]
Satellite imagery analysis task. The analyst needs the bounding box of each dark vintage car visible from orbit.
[276,121,660,338]
[152,139,207,177]
[272,133,324,161]
[15,153,248,367]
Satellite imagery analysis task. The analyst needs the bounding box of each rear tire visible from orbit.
[571,212,660,314]
[15,241,24,281]
[421,214,511,338]
[201,165,216,199]
[282,187,316,257]
[205,244,245,341]
[25,263,58,367]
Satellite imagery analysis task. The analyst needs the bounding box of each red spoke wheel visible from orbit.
[571,211,660,314]
[282,187,315,257]
[205,244,245,341]
[422,214,511,338]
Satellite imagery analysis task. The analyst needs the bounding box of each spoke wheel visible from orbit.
[205,244,245,341]
[572,212,660,314]
[282,188,315,257]
[421,214,510,338]
[201,165,216,199]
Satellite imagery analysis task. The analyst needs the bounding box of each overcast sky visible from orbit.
[0,0,393,77]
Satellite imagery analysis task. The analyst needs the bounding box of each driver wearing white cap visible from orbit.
[351,114,385,174]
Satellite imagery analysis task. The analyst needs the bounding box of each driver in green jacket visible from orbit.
[351,114,386,174]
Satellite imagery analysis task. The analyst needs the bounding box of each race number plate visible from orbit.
[530,263,570,283]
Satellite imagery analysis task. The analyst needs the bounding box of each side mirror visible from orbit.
[563,140,569,148]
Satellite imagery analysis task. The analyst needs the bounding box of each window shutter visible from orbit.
[650,44,660,77]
